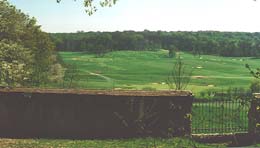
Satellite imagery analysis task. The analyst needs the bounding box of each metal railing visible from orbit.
[192,99,250,134]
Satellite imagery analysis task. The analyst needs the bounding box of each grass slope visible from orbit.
[59,50,260,97]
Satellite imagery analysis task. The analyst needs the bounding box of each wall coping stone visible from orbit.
[0,88,193,97]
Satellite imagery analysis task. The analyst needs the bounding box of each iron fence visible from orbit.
[192,99,250,134]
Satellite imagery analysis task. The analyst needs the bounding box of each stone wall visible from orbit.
[0,88,193,139]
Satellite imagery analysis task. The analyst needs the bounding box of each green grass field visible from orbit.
[58,50,260,97]
[0,138,226,148]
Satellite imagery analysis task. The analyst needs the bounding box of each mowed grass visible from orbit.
[0,138,225,148]
[59,50,260,97]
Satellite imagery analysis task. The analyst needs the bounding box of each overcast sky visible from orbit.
[8,0,260,33]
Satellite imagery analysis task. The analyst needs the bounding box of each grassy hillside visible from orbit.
[59,50,260,97]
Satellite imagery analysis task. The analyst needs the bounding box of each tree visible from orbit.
[166,55,192,90]
[63,64,80,88]
[168,45,177,58]
[57,0,118,15]
[51,31,260,57]
[0,0,57,87]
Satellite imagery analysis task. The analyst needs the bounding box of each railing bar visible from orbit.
[200,101,202,133]
[231,99,235,132]
[238,100,243,132]
[198,102,204,132]
[244,101,246,131]
[239,99,241,132]
[227,99,229,133]
[241,99,243,132]
[224,99,226,133]
[223,99,225,132]
[228,100,230,133]
[236,100,239,132]
[223,99,225,134]
[228,100,229,133]
[203,101,205,133]
[197,101,199,133]
[218,100,220,133]
[194,103,197,132]
[246,100,248,131]
[209,100,211,133]
[222,100,223,133]
[245,100,247,132]
[219,100,221,133]
[241,99,243,131]
[214,100,216,133]
[243,99,246,132]
[212,100,213,133]
[198,101,200,133]
[231,100,233,132]
[212,100,214,133]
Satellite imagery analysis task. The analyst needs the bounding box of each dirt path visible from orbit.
[88,72,113,82]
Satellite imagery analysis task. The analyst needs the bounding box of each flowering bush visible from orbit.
[0,42,33,86]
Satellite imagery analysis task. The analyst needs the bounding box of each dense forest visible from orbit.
[51,31,260,57]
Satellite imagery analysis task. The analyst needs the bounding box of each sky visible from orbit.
[8,0,260,33]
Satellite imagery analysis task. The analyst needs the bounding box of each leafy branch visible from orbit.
[57,0,118,15]
[245,64,260,79]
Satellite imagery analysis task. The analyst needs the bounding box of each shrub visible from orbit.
[0,42,33,87]
[166,55,192,90]
[250,79,260,93]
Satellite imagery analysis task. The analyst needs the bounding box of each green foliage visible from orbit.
[167,44,177,58]
[166,55,192,90]
[57,0,118,15]
[62,64,81,88]
[168,48,176,58]
[0,42,33,87]
[48,63,65,83]
[0,0,57,87]
[51,31,260,57]
[250,79,260,93]
[246,63,260,79]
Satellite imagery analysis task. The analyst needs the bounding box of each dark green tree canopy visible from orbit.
[50,31,260,58]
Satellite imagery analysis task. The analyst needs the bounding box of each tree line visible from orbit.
[51,31,260,57]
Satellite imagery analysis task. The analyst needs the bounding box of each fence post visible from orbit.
[248,93,260,142]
